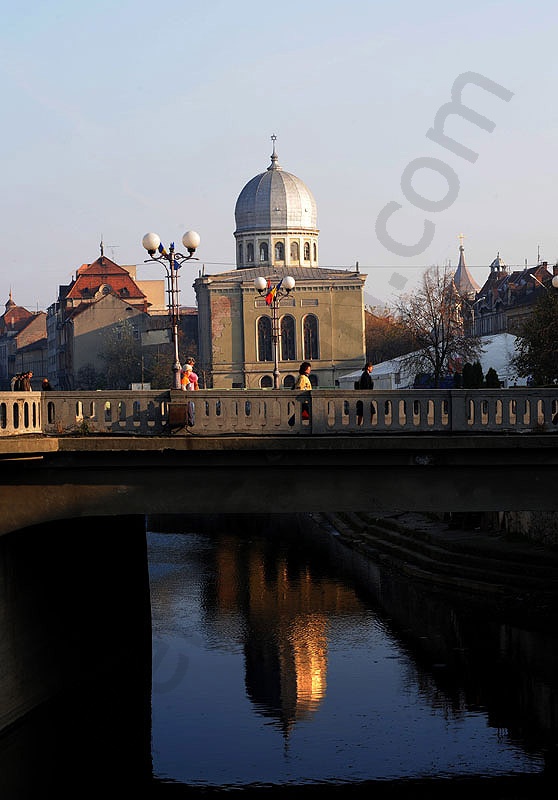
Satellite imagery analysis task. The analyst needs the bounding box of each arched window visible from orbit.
[280,315,296,360]
[275,242,284,261]
[257,316,272,361]
[260,242,269,262]
[260,375,273,388]
[303,314,319,360]
[313,242,317,261]
[283,374,295,389]
[304,242,310,261]
[291,241,299,261]
[238,243,243,265]
[247,243,254,263]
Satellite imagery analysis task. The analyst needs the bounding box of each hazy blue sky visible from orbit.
[1,0,557,310]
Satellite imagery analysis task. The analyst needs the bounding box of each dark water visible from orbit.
[147,516,557,791]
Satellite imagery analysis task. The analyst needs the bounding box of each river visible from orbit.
[147,513,557,794]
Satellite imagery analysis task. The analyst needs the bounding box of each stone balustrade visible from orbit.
[2,388,558,438]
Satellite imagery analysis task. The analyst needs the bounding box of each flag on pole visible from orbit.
[265,278,283,306]
[265,279,273,305]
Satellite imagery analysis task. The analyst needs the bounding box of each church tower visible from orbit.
[453,235,480,301]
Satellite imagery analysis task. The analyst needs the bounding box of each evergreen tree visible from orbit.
[471,361,484,388]
[484,367,500,388]
[462,363,474,388]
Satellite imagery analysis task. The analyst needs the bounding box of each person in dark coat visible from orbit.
[356,362,374,425]
[42,378,53,391]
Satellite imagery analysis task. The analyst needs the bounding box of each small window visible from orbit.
[275,242,284,261]
[260,242,269,262]
[304,242,310,261]
[247,243,254,263]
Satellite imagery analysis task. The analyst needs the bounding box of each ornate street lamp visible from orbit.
[142,230,200,389]
[254,275,295,389]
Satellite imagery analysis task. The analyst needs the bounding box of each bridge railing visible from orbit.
[1,388,558,437]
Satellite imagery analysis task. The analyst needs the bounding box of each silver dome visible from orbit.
[234,141,318,234]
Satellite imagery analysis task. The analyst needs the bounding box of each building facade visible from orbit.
[194,138,367,389]
[46,251,170,388]
[0,293,47,389]
[455,246,557,338]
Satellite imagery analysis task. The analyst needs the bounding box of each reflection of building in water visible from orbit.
[209,527,363,737]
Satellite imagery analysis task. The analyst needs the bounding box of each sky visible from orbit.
[1,0,557,312]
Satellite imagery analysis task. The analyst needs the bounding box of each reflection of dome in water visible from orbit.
[244,616,328,737]
[212,525,363,739]
[234,136,318,234]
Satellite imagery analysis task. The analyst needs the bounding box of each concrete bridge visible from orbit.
[2,387,558,536]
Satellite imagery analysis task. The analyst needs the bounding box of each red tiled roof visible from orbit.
[66,256,146,301]
[0,305,35,334]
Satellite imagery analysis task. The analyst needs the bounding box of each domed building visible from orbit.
[194,137,366,389]
[234,135,319,271]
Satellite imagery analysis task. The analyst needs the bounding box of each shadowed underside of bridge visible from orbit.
[1,435,558,536]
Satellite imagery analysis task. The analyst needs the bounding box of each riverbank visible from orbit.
[306,509,558,622]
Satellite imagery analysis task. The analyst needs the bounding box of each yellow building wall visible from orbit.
[196,273,366,389]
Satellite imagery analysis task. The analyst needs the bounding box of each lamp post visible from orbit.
[142,230,200,389]
[254,275,295,389]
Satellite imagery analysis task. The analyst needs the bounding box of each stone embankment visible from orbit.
[309,510,558,617]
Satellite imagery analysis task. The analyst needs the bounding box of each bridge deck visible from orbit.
[1,433,557,536]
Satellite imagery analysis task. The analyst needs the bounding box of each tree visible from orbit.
[99,319,143,389]
[462,361,484,388]
[511,290,558,385]
[364,307,417,364]
[76,363,105,390]
[393,266,483,388]
[145,349,173,389]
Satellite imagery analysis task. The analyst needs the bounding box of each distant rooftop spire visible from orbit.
[453,233,480,298]
[489,251,507,273]
[268,133,281,171]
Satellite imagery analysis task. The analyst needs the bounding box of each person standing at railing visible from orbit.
[294,361,312,391]
[356,362,374,425]
[42,378,53,391]
[186,367,199,425]
[291,361,312,423]
[22,371,33,391]
[180,366,191,390]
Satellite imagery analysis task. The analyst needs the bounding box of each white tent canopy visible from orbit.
[338,333,525,390]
